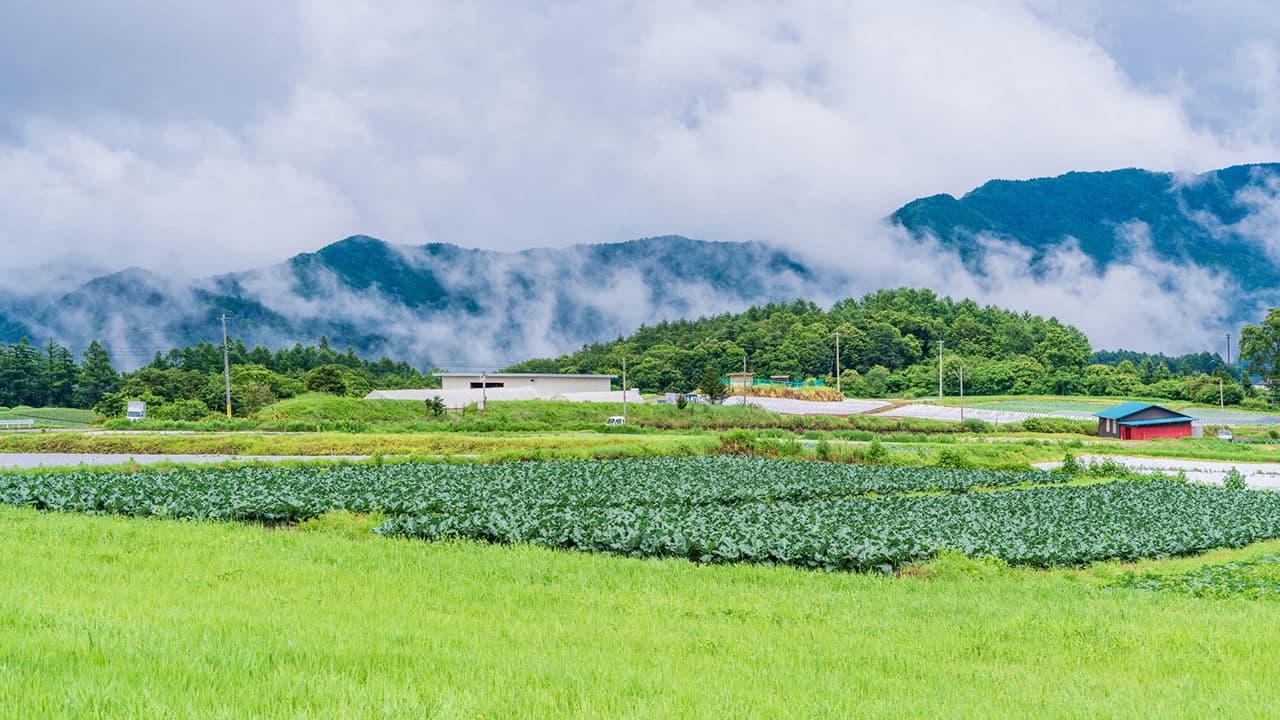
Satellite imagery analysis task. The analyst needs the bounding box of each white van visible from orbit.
[604,416,626,426]
[126,401,147,422]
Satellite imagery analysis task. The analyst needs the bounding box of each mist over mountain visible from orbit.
[893,163,1280,292]
[5,163,1279,369]
[5,235,830,370]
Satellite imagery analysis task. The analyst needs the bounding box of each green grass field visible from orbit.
[2,507,1279,718]
[0,406,95,427]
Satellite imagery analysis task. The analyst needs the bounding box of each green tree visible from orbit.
[1034,323,1089,372]
[425,396,447,418]
[1242,309,1280,403]
[699,368,728,405]
[39,341,77,407]
[306,365,348,395]
[76,340,120,408]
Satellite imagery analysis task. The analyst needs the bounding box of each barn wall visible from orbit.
[1125,424,1193,441]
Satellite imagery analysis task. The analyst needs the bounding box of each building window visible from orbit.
[470,382,505,389]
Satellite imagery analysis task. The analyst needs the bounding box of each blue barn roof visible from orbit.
[1095,402,1192,421]
[1117,417,1194,427]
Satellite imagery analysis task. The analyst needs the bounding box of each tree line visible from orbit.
[5,288,1276,418]
[507,288,1257,405]
[0,336,437,419]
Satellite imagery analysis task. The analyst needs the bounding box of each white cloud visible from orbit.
[1,1,1276,354]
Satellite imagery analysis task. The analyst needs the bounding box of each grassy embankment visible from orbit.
[6,394,1276,467]
[2,506,1279,718]
[105,394,976,433]
[3,425,1276,471]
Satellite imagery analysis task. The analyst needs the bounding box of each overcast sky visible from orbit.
[2,1,1278,350]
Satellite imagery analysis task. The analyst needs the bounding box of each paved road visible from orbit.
[0,453,369,469]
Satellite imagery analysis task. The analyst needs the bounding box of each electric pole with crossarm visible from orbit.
[220,313,232,418]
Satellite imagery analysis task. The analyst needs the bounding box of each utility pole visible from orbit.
[621,355,627,421]
[1220,376,1225,412]
[481,370,487,413]
[953,362,966,421]
[833,332,841,394]
[220,313,232,418]
[1227,333,1232,366]
[938,340,944,400]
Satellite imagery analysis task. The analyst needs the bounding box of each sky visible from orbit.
[2,1,1279,352]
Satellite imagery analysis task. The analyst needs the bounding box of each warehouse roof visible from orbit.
[438,372,616,379]
[1095,402,1191,420]
[1117,416,1195,427]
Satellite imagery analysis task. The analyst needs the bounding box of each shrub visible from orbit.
[719,429,758,454]
[865,438,889,463]
[150,399,212,422]
[1087,459,1133,479]
[934,447,972,469]
[959,418,990,433]
[815,439,832,460]
[1225,468,1246,491]
[424,396,446,419]
[1060,452,1080,475]
[1020,417,1094,435]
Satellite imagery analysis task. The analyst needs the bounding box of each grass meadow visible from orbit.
[3,507,1280,718]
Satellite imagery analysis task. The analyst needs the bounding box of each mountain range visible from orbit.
[4,162,1278,368]
[893,162,1280,290]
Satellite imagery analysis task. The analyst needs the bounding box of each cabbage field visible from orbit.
[5,456,1280,570]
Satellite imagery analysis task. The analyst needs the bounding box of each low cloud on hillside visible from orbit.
[4,2,1280,356]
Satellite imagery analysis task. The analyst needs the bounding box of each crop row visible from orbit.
[378,481,1280,570]
[0,457,1063,521]
[5,457,1276,570]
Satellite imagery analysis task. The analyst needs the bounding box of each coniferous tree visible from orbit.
[39,341,77,407]
[8,339,39,406]
[76,340,121,408]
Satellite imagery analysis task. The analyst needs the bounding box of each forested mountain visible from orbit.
[5,163,1280,370]
[3,235,826,370]
[506,288,1242,403]
[892,163,1280,290]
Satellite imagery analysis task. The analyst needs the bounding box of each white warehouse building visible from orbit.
[439,373,614,395]
[364,372,639,409]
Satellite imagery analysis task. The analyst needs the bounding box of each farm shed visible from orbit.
[1095,402,1193,440]
[439,373,614,396]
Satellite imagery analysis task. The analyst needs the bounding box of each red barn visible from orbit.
[1095,402,1194,440]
